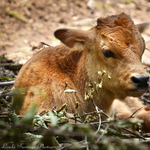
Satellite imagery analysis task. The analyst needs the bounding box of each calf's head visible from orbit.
[55,13,149,99]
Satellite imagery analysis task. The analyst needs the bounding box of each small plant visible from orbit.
[125,0,132,3]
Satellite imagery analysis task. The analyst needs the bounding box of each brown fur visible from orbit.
[14,13,150,132]
[112,98,150,132]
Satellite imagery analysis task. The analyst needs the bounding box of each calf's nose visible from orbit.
[131,75,149,89]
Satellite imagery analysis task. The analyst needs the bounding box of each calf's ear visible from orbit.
[136,22,149,33]
[54,28,87,48]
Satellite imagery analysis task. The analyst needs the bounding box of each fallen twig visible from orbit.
[0,89,13,98]
[124,128,146,140]
[123,107,143,120]
[40,42,50,47]
[0,63,22,68]
[96,124,109,143]
[6,8,28,23]
[0,81,15,86]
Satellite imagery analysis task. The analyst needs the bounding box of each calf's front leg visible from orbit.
[111,97,150,132]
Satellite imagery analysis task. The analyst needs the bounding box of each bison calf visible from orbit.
[14,13,150,132]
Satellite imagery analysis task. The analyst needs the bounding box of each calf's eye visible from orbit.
[102,50,116,58]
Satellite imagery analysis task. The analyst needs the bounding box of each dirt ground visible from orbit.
[1,0,150,64]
